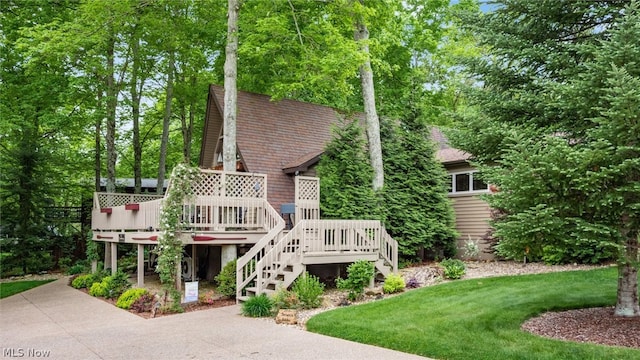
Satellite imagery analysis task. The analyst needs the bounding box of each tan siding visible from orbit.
[450,194,494,260]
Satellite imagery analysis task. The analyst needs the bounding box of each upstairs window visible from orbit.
[448,171,488,194]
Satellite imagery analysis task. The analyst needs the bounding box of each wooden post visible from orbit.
[137,244,145,287]
[104,242,111,271]
[110,242,117,275]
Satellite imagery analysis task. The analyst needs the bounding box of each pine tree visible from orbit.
[382,116,458,260]
[316,120,382,220]
[454,0,639,317]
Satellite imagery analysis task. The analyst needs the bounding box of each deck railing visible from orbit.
[92,170,270,232]
[237,219,398,298]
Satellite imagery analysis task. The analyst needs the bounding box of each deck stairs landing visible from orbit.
[237,219,398,301]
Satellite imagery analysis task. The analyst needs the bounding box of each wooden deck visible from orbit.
[91,170,398,299]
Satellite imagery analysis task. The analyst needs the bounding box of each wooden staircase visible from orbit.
[236,219,398,302]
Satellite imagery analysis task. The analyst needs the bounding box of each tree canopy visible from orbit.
[453,0,640,316]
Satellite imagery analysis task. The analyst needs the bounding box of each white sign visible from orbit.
[184,281,198,303]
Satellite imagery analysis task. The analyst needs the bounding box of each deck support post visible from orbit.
[137,244,145,287]
[104,243,111,271]
[110,242,117,275]
[192,244,197,281]
[221,245,236,270]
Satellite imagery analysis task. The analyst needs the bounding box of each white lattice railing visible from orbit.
[295,176,319,225]
[94,193,163,209]
[92,170,270,232]
[237,219,398,298]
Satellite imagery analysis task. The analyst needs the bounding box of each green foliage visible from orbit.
[241,294,273,317]
[214,259,237,298]
[89,281,108,297]
[316,120,382,220]
[382,273,405,294]
[87,271,131,299]
[116,288,149,309]
[66,263,88,276]
[155,164,200,305]
[271,287,299,310]
[453,1,640,269]
[336,260,375,301]
[103,271,132,299]
[381,117,458,260]
[439,259,466,280]
[71,274,97,289]
[292,272,325,309]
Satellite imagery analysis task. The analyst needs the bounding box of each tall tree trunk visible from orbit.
[129,33,142,194]
[614,231,639,317]
[354,7,384,191]
[157,50,175,194]
[131,32,142,194]
[179,75,195,164]
[223,0,240,172]
[105,33,117,194]
[95,92,103,193]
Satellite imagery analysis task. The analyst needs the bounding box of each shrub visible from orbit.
[440,259,466,280]
[382,273,405,294]
[130,293,156,313]
[103,271,132,299]
[89,281,108,297]
[71,274,95,289]
[292,272,324,309]
[116,288,148,309]
[215,259,237,298]
[241,294,273,317]
[272,286,299,310]
[66,263,87,275]
[336,260,375,301]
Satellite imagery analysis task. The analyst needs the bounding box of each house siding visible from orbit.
[450,194,493,260]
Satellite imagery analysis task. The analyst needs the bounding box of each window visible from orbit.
[449,171,488,194]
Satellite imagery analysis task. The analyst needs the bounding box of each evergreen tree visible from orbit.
[316,120,381,220]
[454,0,639,317]
[382,116,458,260]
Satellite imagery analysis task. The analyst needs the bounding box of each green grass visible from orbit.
[0,280,55,299]
[307,268,640,360]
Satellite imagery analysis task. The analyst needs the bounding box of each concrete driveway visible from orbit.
[0,278,430,359]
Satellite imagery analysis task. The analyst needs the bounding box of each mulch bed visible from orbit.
[522,306,640,349]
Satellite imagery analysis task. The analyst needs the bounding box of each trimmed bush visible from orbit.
[292,272,325,309]
[336,260,375,301]
[102,271,131,299]
[382,273,405,294]
[116,288,148,309]
[89,281,108,297]
[241,293,273,317]
[440,259,466,280]
[71,274,95,289]
[215,259,236,298]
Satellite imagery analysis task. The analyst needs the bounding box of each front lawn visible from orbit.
[0,280,54,299]
[306,268,640,360]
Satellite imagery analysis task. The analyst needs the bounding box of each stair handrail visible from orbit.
[236,198,285,298]
[379,225,398,272]
[252,221,306,295]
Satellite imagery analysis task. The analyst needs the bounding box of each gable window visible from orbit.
[448,171,488,194]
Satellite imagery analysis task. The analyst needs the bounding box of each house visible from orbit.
[90,85,397,302]
[90,85,495,302]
